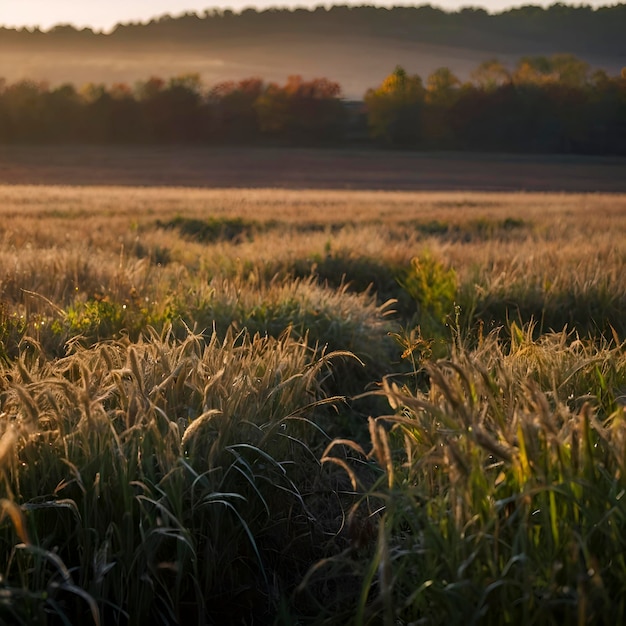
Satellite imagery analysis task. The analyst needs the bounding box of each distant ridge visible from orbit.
[1,4,625,56]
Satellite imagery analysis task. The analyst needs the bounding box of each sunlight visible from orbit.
[0,0,614,31]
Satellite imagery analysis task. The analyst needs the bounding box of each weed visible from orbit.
[399,250,458,337]
[157,216,257,244]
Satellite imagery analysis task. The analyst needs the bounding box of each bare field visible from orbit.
[1,146,625,192]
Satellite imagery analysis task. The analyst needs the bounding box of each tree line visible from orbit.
[0,54,625,154]
[2,5,625,59]
[365,56,626,154]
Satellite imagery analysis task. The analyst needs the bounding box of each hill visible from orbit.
[0,4,625,98]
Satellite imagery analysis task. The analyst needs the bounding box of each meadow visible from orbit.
[1,183,626,624]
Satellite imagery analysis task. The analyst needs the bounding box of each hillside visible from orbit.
[1,4,625,98]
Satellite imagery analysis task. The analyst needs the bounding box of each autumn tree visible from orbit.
[364,66,425,146]
[0,80,48,141]
[209,78,264,141]
[134,76,165,101]
[255,75,345,142]
[513,54,590,87]
[135,73,209,142]
[471,59,511,90]
[0,56,624,153]
[422,67,461,147]
[77,81,143,142]
[425,67,461,106]
[159,73,207,141]
[41,83,83,141]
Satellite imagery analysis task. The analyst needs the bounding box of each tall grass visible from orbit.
[0,326,353,624]
[1,185,626,622]
[320,327,626,624]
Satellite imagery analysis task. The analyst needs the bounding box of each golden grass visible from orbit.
[1,185,624,290]
[1,186,624,344]
[2,183,626,623]
[2,185,624,222]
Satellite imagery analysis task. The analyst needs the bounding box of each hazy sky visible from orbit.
[0,0,617,32]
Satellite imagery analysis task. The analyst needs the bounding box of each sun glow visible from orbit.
[0,0,616,32]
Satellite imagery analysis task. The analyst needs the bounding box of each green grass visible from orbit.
[156,216,258,244]
[320,328,626,624]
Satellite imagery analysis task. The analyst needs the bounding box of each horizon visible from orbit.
[0,0,621,33]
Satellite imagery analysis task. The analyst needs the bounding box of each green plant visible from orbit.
[399,250,458,337]
[0,305,27,364]
[157,217,257,244]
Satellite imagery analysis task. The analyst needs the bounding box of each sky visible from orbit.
[0,0,618,32]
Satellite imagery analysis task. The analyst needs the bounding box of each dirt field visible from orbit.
[0,145,624,192]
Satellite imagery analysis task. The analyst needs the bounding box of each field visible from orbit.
[1,179,626,624]
[1,146,626,192]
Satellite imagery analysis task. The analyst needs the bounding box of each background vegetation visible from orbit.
[3,4,626,58]
[1,54,625,153]
[1,186,626,623]
[3,4,625,103]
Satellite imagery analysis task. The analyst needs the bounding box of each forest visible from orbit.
[1,54,625,154]
[2,4,626,58]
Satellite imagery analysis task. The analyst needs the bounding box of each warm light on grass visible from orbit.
[1,185,626,622]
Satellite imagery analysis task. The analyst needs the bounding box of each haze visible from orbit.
[0,0,617,32]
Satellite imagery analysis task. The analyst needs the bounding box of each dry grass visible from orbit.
[2,185,625,250]
[1,183,626,623]
[1,185,625,343]
[1,184,624,293]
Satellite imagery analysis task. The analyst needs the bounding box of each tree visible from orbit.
[134,76,165,101]
[42,83,82,142]
[551,54,590,87]
[78,83,117,142]
[0,80,48,141]
[471,59,511,91]
[422,67,461,147]
[513,54,589,87]
[425,67,461,106]
[137,73,209,142]
[255,76,345,143]
[209,78,265,141]
[364,66,425,146]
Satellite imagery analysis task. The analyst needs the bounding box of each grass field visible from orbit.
[1,182,626,624]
